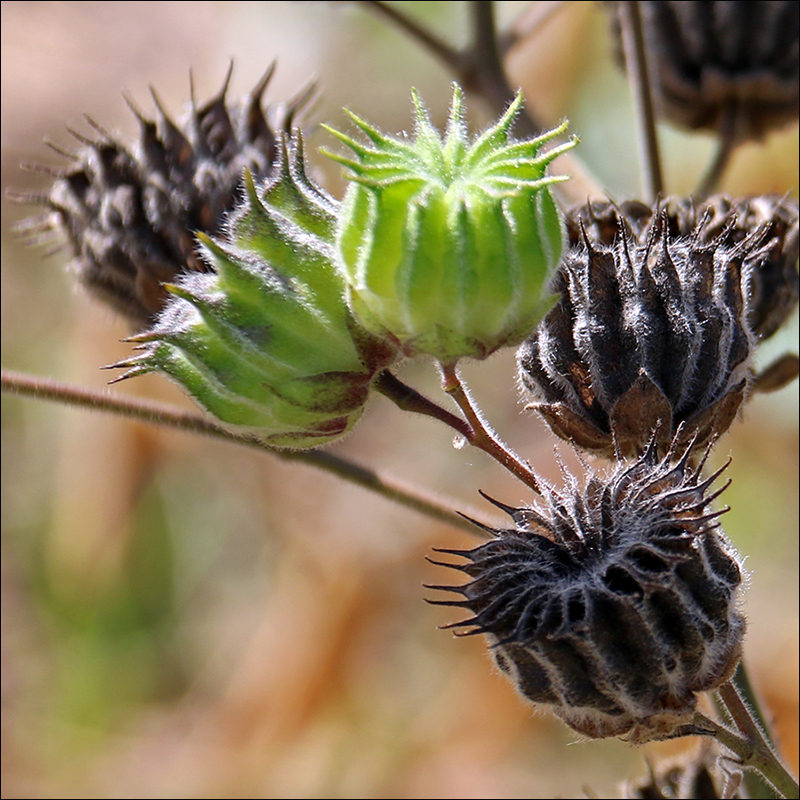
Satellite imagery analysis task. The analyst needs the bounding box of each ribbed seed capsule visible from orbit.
[564,196,799,340]
[606,1,799,141]
[14,65,308,325]
[428,436,744,743]
[518,208,762,459]
[323,84,575,363]
[110,134,396,448]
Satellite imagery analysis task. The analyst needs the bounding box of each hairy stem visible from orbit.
[618,0,663,200]
[438,362,542,494]
[1,368,488,535]
[692,681,799,799]
[374,370,473,438]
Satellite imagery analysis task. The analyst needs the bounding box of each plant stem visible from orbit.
[618,0,663,201]
[374,370,472,438]
[438,362,542,494]
[697,104,739,198]
[1,368,489,535]
[691,681,799,799]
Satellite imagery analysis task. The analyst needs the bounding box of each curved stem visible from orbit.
[618,0,663,201]
[1,368,488,535]
[374,370,472,438]
[438,363,542,494]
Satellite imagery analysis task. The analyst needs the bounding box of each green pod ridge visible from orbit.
[323,84,577,363]
[112,133,396,448]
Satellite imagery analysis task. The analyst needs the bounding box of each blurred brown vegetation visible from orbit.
[1,2,797,798]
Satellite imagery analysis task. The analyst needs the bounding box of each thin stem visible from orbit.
[438,362,542,494]
[374,370,472,438]
[694,680,799,799]
[618,0,663,200]
[1,368,487,535]
[355,1,461,72]
[696,104,739,198]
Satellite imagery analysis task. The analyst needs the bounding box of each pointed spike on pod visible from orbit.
[422,583,469,595]
[477,489,525,519]
[424,557,471,572]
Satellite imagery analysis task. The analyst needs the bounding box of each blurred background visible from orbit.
[2,2,797,797]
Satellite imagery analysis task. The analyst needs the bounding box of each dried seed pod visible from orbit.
[565,195,799,340]
[518,206,764,459]
[110,134,397,449]
[14,65,308,325]
[606,1,800,141]
[428,436,745,743]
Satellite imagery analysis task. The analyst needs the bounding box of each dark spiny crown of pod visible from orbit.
[564,195,799,340]
[606,1,800,141]
[13,64,309,325]
[517,207,763,459]
[427,435,744,743]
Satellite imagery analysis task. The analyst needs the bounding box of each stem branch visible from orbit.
[618,0,663,200]
[438,362,541,494]
[1,368,487,535]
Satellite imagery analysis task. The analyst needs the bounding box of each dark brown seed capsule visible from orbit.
[606,0,800,141]
[12,64,311,325]
[518,204,773,459]
[564,195,799,340]
[428,435,744,743]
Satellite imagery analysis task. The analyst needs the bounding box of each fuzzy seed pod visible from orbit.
[517,207,764,459]
[428,435,745,743]
[607,1,800,141]
[110,134,396,448]
[14,65,308,325]
[564,195,799,340]
[323,84,575,363]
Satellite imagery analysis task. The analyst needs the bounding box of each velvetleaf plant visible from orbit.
[3,3,796,796]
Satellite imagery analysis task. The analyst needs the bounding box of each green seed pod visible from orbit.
[111,134,396,448]
[323,84,576,363]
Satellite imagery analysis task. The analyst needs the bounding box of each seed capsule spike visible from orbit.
[477,489,525,520]
[422,583,469,595]
[456,511,501,537]
[250,61,277,106]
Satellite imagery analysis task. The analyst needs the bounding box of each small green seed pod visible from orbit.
[111,134,396,448]
[323,84,577,363]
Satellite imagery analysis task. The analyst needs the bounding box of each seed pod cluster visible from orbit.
[111,134,396,448]
[428,436,744,743]
[517,205,768,459]
[15,66,306,325]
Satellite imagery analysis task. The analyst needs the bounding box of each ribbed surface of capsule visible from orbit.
[518,208,764,458]
[323,84,575,363]
[428,437,744,743]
